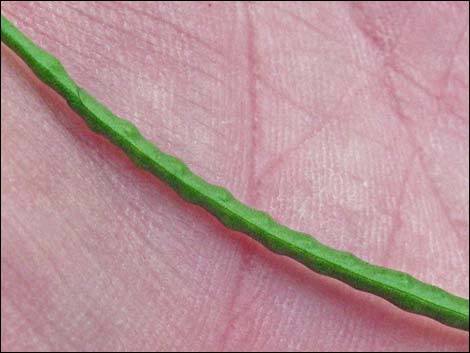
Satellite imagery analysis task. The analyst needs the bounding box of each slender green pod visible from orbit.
[1,14,468,331]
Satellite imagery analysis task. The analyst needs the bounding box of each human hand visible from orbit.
[1,2,468,351]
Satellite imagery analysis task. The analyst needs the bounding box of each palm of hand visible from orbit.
[1,2,468,351]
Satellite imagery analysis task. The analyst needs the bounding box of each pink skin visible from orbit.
[1,1,468,351]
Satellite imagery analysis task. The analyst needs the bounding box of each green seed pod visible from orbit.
[1,14,468,332]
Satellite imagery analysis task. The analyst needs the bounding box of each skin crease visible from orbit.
[0,2,468,352]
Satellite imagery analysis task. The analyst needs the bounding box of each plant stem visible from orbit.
[1,14,468,332]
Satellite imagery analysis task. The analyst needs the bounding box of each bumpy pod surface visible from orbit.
[1,14,468,331]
